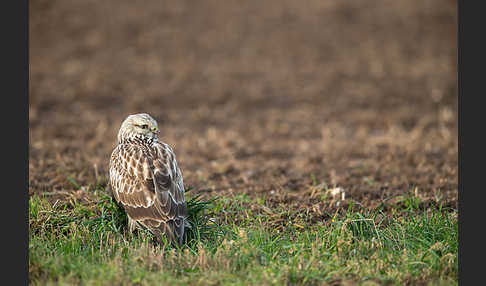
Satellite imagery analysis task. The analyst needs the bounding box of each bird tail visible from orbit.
[154,217,185,247]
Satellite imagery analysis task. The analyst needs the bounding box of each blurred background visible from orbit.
[29,0,457,212]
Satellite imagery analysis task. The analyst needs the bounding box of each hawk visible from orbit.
[109,113,187,246]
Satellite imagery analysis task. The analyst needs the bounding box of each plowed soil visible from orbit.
[29,0,458,218]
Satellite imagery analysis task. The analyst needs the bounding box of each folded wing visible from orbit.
[109,142,187,245]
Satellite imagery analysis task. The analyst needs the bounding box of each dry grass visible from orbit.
[30,0,457,212]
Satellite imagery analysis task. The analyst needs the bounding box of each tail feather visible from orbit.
[153,218,185,246]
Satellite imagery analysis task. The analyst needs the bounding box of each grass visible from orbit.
[29,187,457,286]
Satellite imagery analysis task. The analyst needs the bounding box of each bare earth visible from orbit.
[29,0,457,220]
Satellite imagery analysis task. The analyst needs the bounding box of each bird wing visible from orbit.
[109,142,187,245]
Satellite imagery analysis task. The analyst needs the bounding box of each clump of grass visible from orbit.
[184,192,225,248]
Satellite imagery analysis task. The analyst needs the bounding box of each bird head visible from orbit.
[118,113,160,142]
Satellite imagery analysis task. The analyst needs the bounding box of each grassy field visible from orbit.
[29,184,457,286]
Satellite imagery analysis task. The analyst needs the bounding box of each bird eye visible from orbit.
[141,124,148,129]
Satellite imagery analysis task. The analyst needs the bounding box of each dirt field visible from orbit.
[29,0,457,219]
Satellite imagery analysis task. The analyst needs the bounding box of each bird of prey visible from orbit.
[109,113,187,246]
